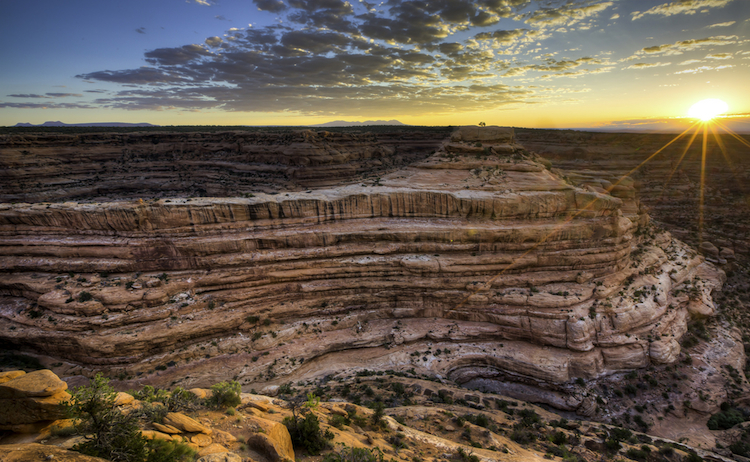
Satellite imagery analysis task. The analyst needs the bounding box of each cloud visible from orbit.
[678,59,702,65]
[135,27,146,34]
[473,28,528,45]
[253,0,287,12]
[674,64,733,74]
[632,0,734,21]
[45,93,84,97]
[7,94,49,98]
[634,35,738,56]
[706,52,732,59]
[0,102,93,109]
[76,68,189,85]
[503,56,606,77]
[68,0,622,117]
[522,1,613,28]
[610,13,619,20]
[205,36,223,47]
[144,44,215,65]
[192,0,217,5]
[708,21,735,28]
[624,62,671,69]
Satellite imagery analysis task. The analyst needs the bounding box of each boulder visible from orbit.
[197,452,242,462]
[698,241,719,258]
[197,443,230,457]
[153,422,182,434]
[191,433,213,447]
[212,429,238,446]
[164,412,212,435]
[0,371,26,384]
[0,443,108,461]
[720,247,735,261]
[0,370,70,425]
[141,430,173,441]
[114,391,135,406]
[245,415,295,462]
[0,369,67,398]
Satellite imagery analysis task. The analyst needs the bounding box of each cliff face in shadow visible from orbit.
[0,129,448,202]
[0,127,734,418]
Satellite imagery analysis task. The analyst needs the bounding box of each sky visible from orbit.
[1,0,749,130]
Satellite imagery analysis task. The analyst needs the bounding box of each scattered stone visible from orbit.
[113,392,134,406]
[0,371,27,384]
[196,452,242,462]
[164,412,212,435]
[152,422,181,434]
[245,416,295,462]
[141,430,173,441]
[0,370,70,426]
[197,443,229,458]
[0,370,68,399]
[0,443,107,461]
[191,433,213,447]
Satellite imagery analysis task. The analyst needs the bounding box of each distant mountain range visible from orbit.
[14,121,158,127]
[310,120,407,127]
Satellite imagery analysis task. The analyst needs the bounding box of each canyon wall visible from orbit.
[0,128,448,202]
[0,127,724,413]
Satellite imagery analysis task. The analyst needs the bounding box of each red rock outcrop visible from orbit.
[0,126,725,413]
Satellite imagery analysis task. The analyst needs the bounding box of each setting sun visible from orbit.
[688,98,729,121]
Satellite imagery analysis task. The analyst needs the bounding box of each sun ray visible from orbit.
[699,123,708,246]
[660,124,701,202]
[714,119,750,150]
[709,122,737,171]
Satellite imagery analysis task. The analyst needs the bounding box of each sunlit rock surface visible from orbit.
[0,126,725,413]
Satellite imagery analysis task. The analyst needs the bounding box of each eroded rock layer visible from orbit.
[0,128,448,202]
[0,127,724,413]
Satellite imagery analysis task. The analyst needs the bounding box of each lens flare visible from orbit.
[688,99,728,121]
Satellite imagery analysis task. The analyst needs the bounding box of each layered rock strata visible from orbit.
[0,129,448,202]
[0,127,724,413]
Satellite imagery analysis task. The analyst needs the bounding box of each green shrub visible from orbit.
[372,402,385,427]
[78,291,93,302]
[707,408,745,430]
[64,373,148,462]
[329,414,349,429]
[207,380,241,409]
[625,447,650,461]
[548,431,568,445]
[166,387,200,412]
[517,409,541,428]
[145,439,196,462]
[323,446,385,462]
[283,412,332,455]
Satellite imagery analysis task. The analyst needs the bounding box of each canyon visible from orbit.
[0,126,743,426]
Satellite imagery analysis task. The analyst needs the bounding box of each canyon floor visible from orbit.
[2,125,750,461]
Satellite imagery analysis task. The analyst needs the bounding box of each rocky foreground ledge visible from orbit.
[0,369,728,462]
[0,127,733,417]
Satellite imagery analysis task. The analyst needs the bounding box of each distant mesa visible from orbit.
[14,121,158,127]
[310,119,407,127]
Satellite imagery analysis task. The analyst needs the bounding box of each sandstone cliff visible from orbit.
[0,127,726,415]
